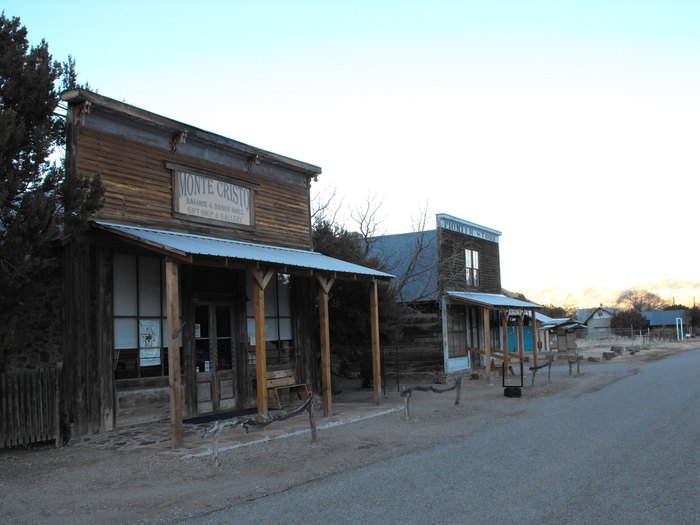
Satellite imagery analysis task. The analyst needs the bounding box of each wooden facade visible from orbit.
[59,89,390,446]
[370,214,540,377]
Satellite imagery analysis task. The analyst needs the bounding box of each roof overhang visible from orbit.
[446,291,541,309]
[94,222,393,282]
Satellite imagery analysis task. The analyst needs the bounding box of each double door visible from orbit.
[194,303,236,413]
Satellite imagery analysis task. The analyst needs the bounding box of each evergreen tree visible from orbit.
[1,14,102,360]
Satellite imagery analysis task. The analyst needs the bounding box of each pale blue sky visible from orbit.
[4,1,699,305]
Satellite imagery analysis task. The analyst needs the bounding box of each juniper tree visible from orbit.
[0,13,102,358]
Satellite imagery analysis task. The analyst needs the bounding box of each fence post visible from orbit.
[55,362,63,448]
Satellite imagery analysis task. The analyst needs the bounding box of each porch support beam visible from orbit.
[483,306,491,382]
[501,308,509,374]
[165,258,183,449]
[517,311,525,377]
[317,274,334,416]
[252,268,274,416]
[370,279,381,405]
[531,308,539,368]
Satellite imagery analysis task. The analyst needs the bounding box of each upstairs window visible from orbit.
[466,249,479,287]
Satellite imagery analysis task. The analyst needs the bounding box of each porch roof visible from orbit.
[94,221,393,281]
[446,291,541,309]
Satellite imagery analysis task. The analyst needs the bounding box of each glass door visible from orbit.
[194,303,236,414]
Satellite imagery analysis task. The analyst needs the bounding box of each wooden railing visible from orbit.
[1,364,62,448]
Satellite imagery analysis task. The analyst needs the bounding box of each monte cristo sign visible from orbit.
[170,165,255,227]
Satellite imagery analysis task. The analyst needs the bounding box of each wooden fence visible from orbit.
[1,364,62,448]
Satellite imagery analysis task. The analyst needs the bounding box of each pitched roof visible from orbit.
[641,310,689,326]
[368,230,439,302]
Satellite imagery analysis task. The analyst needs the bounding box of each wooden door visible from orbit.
[194,303,236,414]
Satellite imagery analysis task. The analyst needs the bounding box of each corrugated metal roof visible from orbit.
[368,230,439,302]
[447,291,541,309]
[95,222,393,280]
[641,310,689,326]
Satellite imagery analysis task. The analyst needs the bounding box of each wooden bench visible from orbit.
[266,369,310,409]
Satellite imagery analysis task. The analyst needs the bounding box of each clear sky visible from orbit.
[4,0,699,307]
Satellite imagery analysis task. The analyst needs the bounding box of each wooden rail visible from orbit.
[0,364,62,448]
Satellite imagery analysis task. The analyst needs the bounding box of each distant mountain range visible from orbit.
[519,279,699,309]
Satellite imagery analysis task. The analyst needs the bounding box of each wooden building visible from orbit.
[370,214,541,378]
[59,89,391,445]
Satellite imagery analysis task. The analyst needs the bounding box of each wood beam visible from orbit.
[318,280,332,416]
[165,259,183,449]
[531,308,539,368]
[501,309,509,374]
[252,269,272,416]
[517,312,525,377]
[370,280,381,405]
[483,307,491,381]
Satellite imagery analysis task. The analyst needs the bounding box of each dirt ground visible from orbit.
[1,339,696,525]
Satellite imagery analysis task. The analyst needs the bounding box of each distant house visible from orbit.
[369,214,541,377]
[641,310,689,336]
[575,306,618,339]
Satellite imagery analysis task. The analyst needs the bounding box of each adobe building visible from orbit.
[41,89,391,445]
[369,214,541,378]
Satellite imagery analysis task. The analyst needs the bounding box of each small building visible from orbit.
[536,313,585,353]
[369,214,541,378]
[3,89,392,447]
[575,306,618,339]
[642,310,690,338]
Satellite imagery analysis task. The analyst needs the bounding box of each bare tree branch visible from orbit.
[310,186,341,226]
[350,192,385,255]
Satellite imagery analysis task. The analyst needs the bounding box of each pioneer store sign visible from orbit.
[173,169,253,227]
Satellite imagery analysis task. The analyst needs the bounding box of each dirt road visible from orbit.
[1,340,695,524]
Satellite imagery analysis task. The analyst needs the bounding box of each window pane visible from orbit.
[265,318,279,341]
[114,318,137,349]
[279,318,293,341]
[472,251,479,269]
[113,254,137,316]
[474,269,479,287]
[138,256,161,316]
[247,317,256,344]
[264,278,278,316]
[277,275,291,316]
[465,249,473,269]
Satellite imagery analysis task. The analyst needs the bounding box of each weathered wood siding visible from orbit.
[74,124,312,249]
[438,228,501,294]
[62,242,115,438]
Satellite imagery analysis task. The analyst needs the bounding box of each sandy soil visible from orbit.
[1,339,696,525]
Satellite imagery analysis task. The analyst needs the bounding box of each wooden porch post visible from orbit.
[517,312,525,376]
[253,269,275,417]
[317,275,335,417]
[165,258,183,449]
[501,309,509,374]
[370,279,381,406]
[531,308,539,368]
[483,307,492,382]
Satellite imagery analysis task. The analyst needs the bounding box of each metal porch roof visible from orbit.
[95,222,393,280]
[446,291,541,309]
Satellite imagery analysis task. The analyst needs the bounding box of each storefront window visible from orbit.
[246,273,294,365]
[447,304,468,358]
[113,253,170,379]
